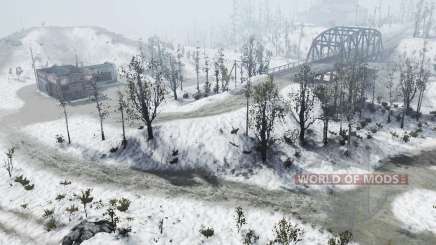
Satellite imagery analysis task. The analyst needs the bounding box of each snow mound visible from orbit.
[392,189,436,235]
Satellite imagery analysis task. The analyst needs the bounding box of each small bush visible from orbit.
[55,134,65,144]
[117,198,131,212]
[55,194,66,201]
[42,209,54,219]
[45,217,57,232]
[328,230,353,245]
[109,198,118,207]
[169,157,179,164]
[402,134,410,143]
[110,147,119,153]
[410,130,419,138]
[294,150,302,158]
[370,127,378,134]
[104,207,119,231]
[66,205,79,222]
[283,158,294,169]
[15,175,30,186]
[272,218,304,245]
[418,122,423,128]
[20,203,28,209]
[60,180,72,186]
[243,229,259,245]
[193,92,202,100]
[117,227,132,237]
[366,134,373,139]
[24,184,34,191]
[200,226,214,239]
[183,93,189,99]
[283,130,298,145]
[234,207,246,232]
[390,131,399,138]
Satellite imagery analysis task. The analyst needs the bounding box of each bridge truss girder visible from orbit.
[306,26,384,63]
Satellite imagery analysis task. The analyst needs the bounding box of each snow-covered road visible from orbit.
[3,123,436,244]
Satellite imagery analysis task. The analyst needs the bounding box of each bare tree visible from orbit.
[122,54,166,140]
[167,56,179,100]
[241,36,270,136]
[416,41,431,120]
[176,45,184,91]
[241,36,257,78]
[314,85,335,145]
[399,58,418,129]
[78,189,93,218]
[214,61,220,94]
[203,55,211,95]
[342,64,364,147]
[90,80,109,141]
[386,65,397,123]
[249,76,284,162]
[117,91,127,148]
[59,98,71,144]
[290,64,317,146]
[3,147,15,180]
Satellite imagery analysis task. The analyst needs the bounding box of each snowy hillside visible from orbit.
[0,26,139,111]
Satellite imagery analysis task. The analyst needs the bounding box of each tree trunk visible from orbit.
[299,125,305,146]
[323,118,329,145]
[146,122,154,141]
[387,109,392,123]
[83,205,88,218]
[416,90,424,121]
[63,105,71,144]
[100,117,105,141]
[348,121,352,147]
[121,107,127,148]
[245,95,249,136]
[401,108,406,129]
[173,89,178,100]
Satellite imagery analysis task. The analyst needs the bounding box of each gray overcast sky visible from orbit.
[2,0,400,40]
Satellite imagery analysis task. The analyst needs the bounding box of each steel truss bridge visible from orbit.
[306,26,383,63]
[268,26,389,76]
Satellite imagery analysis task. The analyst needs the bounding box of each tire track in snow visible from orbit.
[0,206,61,245]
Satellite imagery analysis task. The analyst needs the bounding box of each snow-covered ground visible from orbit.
[21,79,436,193]
[0,142,334,245]
[392,189,436,235]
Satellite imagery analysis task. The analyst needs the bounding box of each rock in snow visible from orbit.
[62,220,115,245]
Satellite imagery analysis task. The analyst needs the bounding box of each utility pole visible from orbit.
[245,79,250,136]
[195,46,200,93]
[29,47,38,84]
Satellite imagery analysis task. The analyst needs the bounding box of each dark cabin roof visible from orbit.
[37,65,81,76]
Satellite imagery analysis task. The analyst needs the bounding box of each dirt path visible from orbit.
[3,127,436,245]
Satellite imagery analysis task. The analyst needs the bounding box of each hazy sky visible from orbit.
[3,0,402,40]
